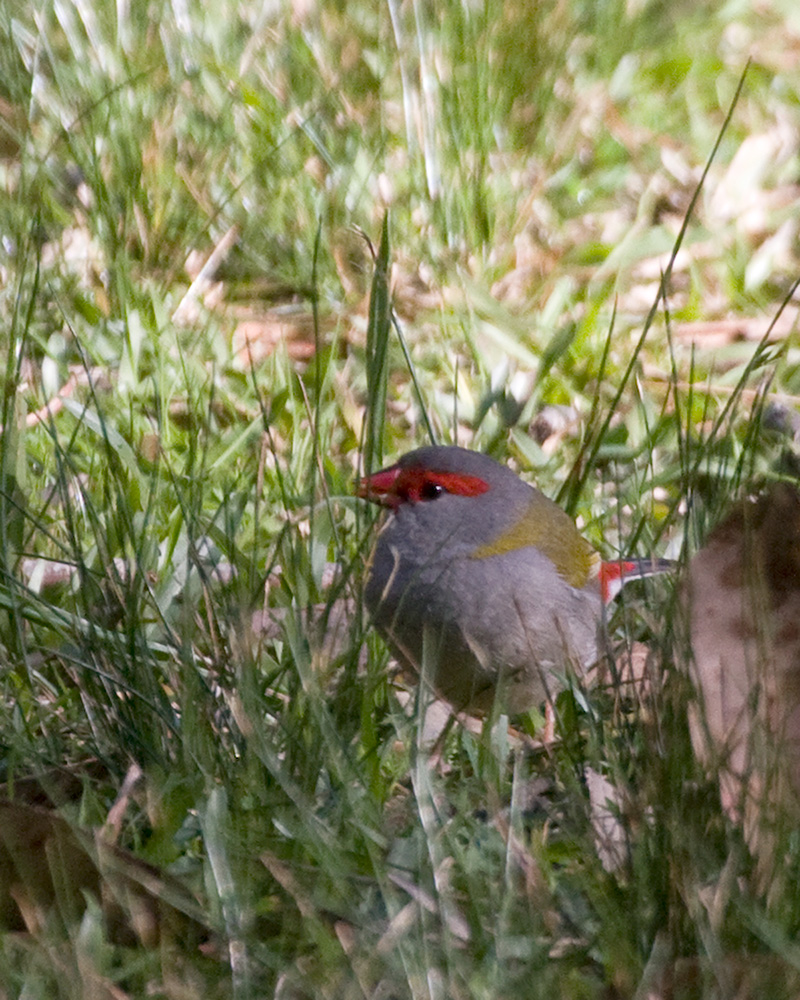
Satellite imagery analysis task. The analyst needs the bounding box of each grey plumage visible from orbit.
[362,447,602,714]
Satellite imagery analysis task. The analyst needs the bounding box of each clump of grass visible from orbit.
[1,0,800,996]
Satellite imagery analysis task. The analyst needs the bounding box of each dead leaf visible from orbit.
[682,484,800,860]
[672,306,800,349]
[0,801,209,948]
[232,308,322,365]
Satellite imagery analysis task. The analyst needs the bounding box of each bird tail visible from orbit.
[599,557,675,604]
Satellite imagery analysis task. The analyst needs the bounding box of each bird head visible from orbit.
[358,446,598,590]
[357,446,495,509]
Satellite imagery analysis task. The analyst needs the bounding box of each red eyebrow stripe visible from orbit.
[423,471,490,496]
[357,464,490,506]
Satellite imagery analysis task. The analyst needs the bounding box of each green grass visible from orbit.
[1,0,800,996]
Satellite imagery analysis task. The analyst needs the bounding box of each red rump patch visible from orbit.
[358,463,489,509]
[598,560,638,604]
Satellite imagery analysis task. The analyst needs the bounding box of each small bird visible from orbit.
[359,445,668,715]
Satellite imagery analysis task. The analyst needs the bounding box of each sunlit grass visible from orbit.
[1,0,800,995]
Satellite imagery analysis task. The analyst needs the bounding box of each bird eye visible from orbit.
[420,481,446,501]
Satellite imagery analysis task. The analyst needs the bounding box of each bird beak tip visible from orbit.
[357,465,401,506]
